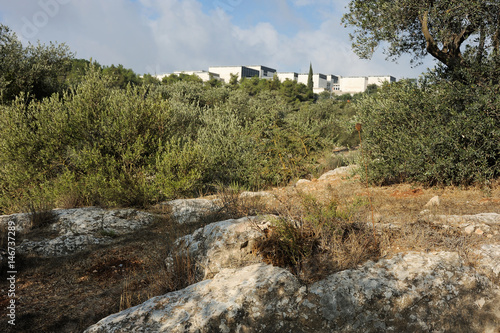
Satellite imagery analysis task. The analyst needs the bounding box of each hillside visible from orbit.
[1,166,499,332]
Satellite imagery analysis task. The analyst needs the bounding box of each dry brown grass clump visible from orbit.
[253,176,500,283]
[254,192,380,283]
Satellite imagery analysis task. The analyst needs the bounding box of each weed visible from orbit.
[164,252,198,292]
[201,183,274,224]
[27,202,58,230]
[254,192,380,283]
[98,229,119,238]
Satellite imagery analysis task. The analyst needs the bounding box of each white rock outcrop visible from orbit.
[169,215,271,279]
[423,213,500,238]
[433,213,500,226]
[85,251,500,333]
[424,195,440,207]
[1,207,154,256]
[164,198,218,224]
[318,165,356,181]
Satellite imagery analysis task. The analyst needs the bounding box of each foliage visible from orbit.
[66,59,96,87]
[0,63,356,213]
[102,64,142,89]
[0,24,74,103]
[254,193,379,282]
[356,75,500,186]
[161,73,203,85]
[307,63,314,91]
[279,79,314,103]
[342,0,500,71]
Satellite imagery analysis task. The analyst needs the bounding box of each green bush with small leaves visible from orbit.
[357,76,500,186]
[0,66,358,214]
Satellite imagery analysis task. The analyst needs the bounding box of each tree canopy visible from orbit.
[342,0,500,72]
[307,63,314,91]
[0,24,74,103]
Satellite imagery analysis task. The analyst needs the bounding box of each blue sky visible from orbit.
[0,0,436,79]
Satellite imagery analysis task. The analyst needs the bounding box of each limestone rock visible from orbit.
[318,165,356,181]
[434,213,500,226]
[478,244,500,278]
[19,234,107,257]
[1,207,154,257]
[308,251,500,332]
[423,213,499,236]
[424,195,440,208]
[465,225,476,234]
[164,198,218,224]
[55,207,154,236]
[238,191,274,200]
[85,251,500,333]
[296,179,311,186]
[170,215,271,279]
[0,212,32,232]
[84,264,307,333]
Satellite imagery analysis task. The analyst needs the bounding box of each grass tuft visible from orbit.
[254,192,380,283]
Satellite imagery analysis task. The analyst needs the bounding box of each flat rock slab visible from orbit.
[163,198,218,224]
[433,213,500,226]
[318,165,356,181]
[85,264,306,333]
[86,251,500,333]
[478,244,500,278]
[1,207,154,257]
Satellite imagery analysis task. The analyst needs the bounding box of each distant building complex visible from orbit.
[155,65,396,94]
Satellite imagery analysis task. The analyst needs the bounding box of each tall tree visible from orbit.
[342,0,500,72]
[307,62,314,91]
[0,24,74,103]
[102,64,141,89]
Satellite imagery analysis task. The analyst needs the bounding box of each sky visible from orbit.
[0,0,437,79]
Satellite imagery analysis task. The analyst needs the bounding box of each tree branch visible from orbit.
[419,11,448,64]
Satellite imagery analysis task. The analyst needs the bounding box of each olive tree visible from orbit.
[0,24,74,103]
[342,0,500,71]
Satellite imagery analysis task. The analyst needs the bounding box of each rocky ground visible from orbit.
[1,166,499,332]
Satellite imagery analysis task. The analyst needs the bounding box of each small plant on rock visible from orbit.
[254,192,380,283]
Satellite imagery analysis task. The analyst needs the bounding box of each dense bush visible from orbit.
[357,75,500,186]
[0,66,354,214]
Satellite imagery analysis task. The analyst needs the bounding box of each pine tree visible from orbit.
[307,63,314,92]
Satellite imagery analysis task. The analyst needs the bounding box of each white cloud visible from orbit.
[0,0,432,78]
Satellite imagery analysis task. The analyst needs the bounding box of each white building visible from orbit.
[367,76,396,86]
[297,73,330,93]
[334,75,396,95]
[155,70,221,82]
[246,65,277,79]
[174,70,221,82]
[276,72,298,82]
[153,65,396,94]
[337,76,368,94]
[208,66,260,83]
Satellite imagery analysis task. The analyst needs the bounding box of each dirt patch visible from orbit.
[390,188,424,198]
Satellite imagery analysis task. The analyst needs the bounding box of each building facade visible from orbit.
[246,65,277,79]
[208,65,277,83]
[155,70,221,82]
[154,65,396,94]
[276,72,299,82]
[333,75,396,95]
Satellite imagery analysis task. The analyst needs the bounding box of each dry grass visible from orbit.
[254,172,500,283]
[0,177,498,332]
[27,203,58,230]
[200,184,276,224]
[0,210,206,333]
[254,192,380,283]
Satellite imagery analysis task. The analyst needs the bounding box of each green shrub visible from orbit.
[357,77,500,186]
[0,65,357,213]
